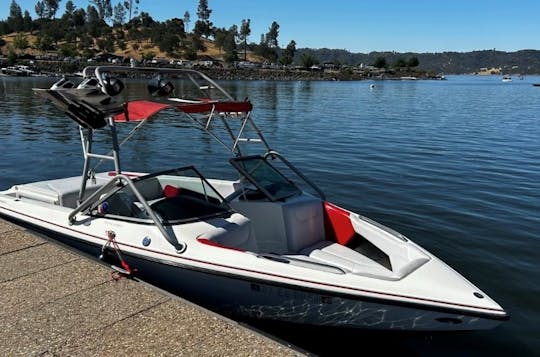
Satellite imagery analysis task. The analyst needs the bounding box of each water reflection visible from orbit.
[298,80,313,94]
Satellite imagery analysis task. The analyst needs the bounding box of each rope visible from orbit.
[100,230,136,280]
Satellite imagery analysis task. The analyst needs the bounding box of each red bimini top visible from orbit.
[114,100,253,122]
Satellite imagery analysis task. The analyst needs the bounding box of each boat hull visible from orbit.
[1,213,506,331]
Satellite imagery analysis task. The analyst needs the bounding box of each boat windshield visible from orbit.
[230,156,301,201]
[91,166,233,224]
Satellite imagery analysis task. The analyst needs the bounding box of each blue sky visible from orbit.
[2,0,539,53]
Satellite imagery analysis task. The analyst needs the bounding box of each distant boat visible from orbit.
[502,75,512,82]
[0,65,36,76]
[430,73,447,80]
[399,76,417,80]
[533,83,540,87]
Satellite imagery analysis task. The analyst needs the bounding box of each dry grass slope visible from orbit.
[1,32,263,63]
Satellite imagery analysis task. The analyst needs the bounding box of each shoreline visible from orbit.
[3,63,442,81]
[201,67,438,81]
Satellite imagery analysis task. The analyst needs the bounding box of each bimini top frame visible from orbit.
[34,65,272,193]
[81,66,272,157]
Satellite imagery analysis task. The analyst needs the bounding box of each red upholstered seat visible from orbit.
[323,202,356,245]
[163,185,181,198]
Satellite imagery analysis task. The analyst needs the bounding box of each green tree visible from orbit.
[90,0,113,22]
[35,2,46,20]
[13,33,28,52]
[183,46,197,60]
[8,0,24,32]
[61,1,76,30]
[373,56,387,69]
[126,26,141,41]
[81,48,94,59]
[279,40,296,66]
[239,18,251,60]
[393,58,406,68]
[65,1,76,16]
[266,21,279,47]
[59,43,79,57]
[254,22,280,63]
[123,0,139,22]
[42,21,64,45]
[72,8,86,28]
[86,5,103,37]
[194,0,213,38]
[65,31,77,44]
[138,12,154,27]
[191,34,206,52]
[223,25,238,63]
[0,22,9,36]
[96,37,114,52]
[407,56,419,67]
[300,52,317,69]
[43,0,60,19]
[158,33,181,55]
[7,50,17,65]
[142,50,155,61]
[153,18,185,55]
[22,10,33,32]
[254,42,275,63]
[214,28,228,53]
[183,11,190,32]
[254,41,277,63]
[113,3,127,26]
[166,18,185,37]
[35,34,54,52]
[117,39,127,50]
[223,48,238,64]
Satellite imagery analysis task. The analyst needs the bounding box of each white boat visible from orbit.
[0,66,508,331]
[502,75,512,82]
[0,64,36,76]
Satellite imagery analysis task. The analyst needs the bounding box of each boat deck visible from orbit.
[0,218,302,356]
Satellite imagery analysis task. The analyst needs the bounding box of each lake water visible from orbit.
[0,75,539,356]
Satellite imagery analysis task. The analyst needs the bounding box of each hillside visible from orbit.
[294,48,540,74]
[3,29,540,75]
[0,32,262,63]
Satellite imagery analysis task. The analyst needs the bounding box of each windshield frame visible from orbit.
[229,155,302,202]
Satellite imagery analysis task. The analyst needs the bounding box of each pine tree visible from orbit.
[239,19,251,61]
[123,0,139,22]
[90,0,113,22]
[113,3,127,26]
[266,21,279,48]
[8,0,24,32]
[183,11,190,32]
[194,0,213,38]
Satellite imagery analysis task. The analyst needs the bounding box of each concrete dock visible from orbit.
[0,218,303,356]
